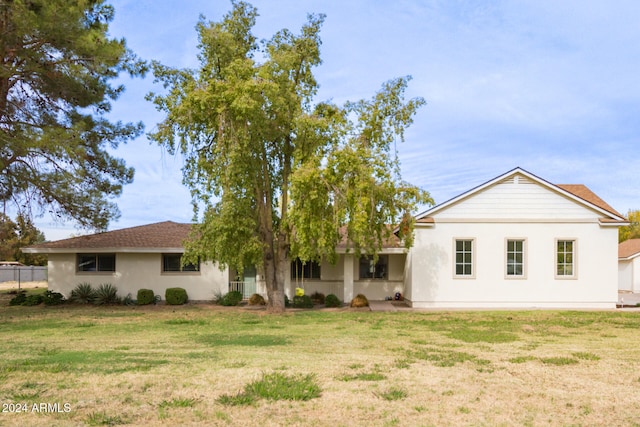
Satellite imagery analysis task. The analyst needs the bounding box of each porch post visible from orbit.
[343,254,354,303]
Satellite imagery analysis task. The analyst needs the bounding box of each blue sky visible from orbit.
[37,0,640,239]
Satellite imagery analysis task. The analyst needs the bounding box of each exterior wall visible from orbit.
[354,253,405,300]
[619,257,640,293]
[436,175,602,220]
[47,253,229,301]
[284,253,406,302]
[407,221,619,308]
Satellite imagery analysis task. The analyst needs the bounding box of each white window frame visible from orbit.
[555,238,577,279]
[453,238,475,279]
[505,238,527,279]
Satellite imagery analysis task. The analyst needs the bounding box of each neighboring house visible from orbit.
[618,239,640,293]
[22,222,229,301]
[25,167,627,308]
[403,167,627,309]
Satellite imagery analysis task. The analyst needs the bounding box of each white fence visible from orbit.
[0,266,47,283]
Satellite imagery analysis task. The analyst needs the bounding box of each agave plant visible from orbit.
[93,283,120,305]
[70,283,96,304]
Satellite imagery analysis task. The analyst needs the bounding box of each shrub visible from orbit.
[70,283,96,304]
[284,294,290,307]
[324,293,341,308]
[292,295,314,309]
[42,291,65,306]
[122,293,136,306]
[137,289,155,305]
[248,293,266,306]
[165,287,188,305]
[9,291,26,306]
[350,293,369,308]
[93,283,121,305]
[220,291,243,306]
[310,291,325,304]
[23,294,44,306]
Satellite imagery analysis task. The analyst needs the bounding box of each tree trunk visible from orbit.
[265,254,286,313]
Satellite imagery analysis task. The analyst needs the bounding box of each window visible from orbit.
[454,239,473,277]
[290,258,321,279]
[359,255,388,279]
[556,240,575,277]
[77,254,115,272]
[162,254,200,272]
[506,239,525,277]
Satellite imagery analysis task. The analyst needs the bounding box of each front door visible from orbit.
[242,266,257,298]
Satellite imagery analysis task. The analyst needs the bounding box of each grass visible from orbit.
[0,303,640,426]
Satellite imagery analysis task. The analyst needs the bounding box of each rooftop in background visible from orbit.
[23,221,193,253]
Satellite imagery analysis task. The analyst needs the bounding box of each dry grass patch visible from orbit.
[0,307,640,425]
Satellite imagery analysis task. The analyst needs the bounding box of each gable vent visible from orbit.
[502,175,533,185]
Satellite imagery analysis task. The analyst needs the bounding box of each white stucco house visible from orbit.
[403,168,627,309]
[619,239,640,293]
[24,167,627,308]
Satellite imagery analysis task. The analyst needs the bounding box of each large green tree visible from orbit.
[0,213,46,265]
[149,1,432,312]
[620,209,640,242]
[0,0,145,230]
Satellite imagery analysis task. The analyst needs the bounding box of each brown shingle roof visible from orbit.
[25,221,193,252]
[619,239,640,259]
[556,184,625,219]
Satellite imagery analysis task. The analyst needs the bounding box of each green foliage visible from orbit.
[22,294,44,306]
[447,328,519,343]
[9,290,26,306]
[218,372,321,405]
[248,293,266,305]
[137,289,155,305]
[572,352,600,361]
[219,291,243,307]
[284,294,290,307]
[70,283,96,304]
[339,372,387,382]
[0,0,146,229]
[165,288,188,305]
[148,1,430,312]
[122,293,135,306]
[158,397,198,408]
[93,283,120,305]
[0,214,47,265]
[324,293,341,307]
[377,387,408,401]
[619,209,640,242]
[42,291,65,306]
[540,357,579,366]
[350,294,369,308]
[292,295,314,309]
[86,411,127,426]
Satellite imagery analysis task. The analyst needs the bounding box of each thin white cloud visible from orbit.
[34,0,640,238]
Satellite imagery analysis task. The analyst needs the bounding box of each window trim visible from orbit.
[161,253,201,275]
[555,238,577,279]
[453,238,475,279]
[76,253,116,274]
[505,238,527,279]
[358,255,389,280]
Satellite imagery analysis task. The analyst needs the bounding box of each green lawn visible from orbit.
[1,302,639,426]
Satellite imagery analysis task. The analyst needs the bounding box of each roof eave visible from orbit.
[22,247,186,254]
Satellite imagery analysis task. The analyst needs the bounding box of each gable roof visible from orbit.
[23,221,193,254]
[415,167,627,224]
[556,184,624,218]
[619,239,640,260]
